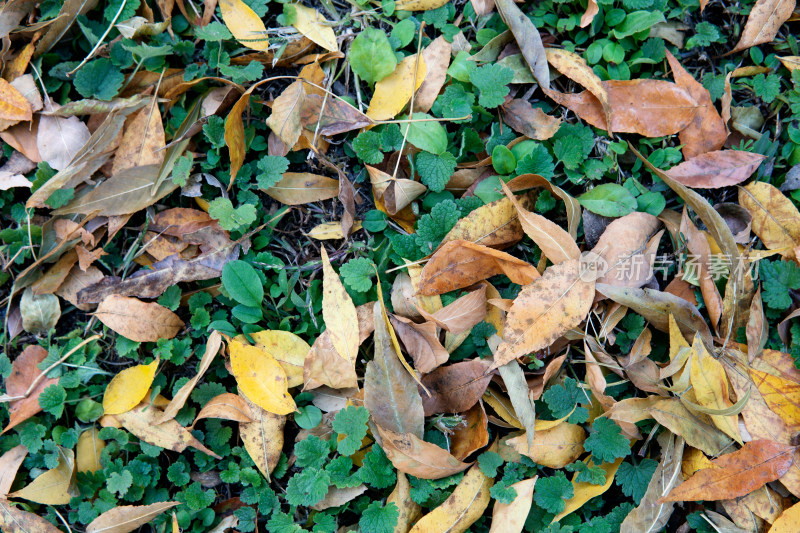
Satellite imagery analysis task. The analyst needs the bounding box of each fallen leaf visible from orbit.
[547,80,698,137]
[555,458,623,522]
[111,102,166,174]
[102,359,159,416]
[156,331,222,423]
[299,94,373,136]
[376,424,471,479]
[729,0,795,53]
[410,463,493,533]
[413,37,452,113]
[418,240,539,295]
[665,50,727,158]
[115,401,220,458]
[501,99,561,140]
[648,398,733,456]
[312,485,367,510]
[506,422,586,468]
[230,338,296,416]
[0,78,32,121]
[192,392,254,425]
[9,446,76,504]
[591,212,662,287]
[239,392,286,480]
[440,196,524,250]
[0,498,63,532]
[580,0,599,26]
[420,359,493,415]
[390,315,449,373]
[687,339,741,442]
[1,345,58,434]
[494,0,549,89]
[365,302,425,437]
[491,259,594,370]
[0,445,27,496]
[263,172,339,205]
[489,477,537,533]
[621,434,685,533]
[748,366,800,432]
[497,357,538,450]
[219,0,268,51]
[664,150,765,188]
[265,81,306,148]
[76,428,105,473]
[739,181,800,258]
[451,402,490,460]
[387,472,422,533]
[86,501,180,533]
[545,48,611,130]
[680,210,722,329]
[367,54,427,121]
[418,285,488,334]
[771,500,800,532]
[661,439,795,502]
[394,0,449,9]
[19,287,60,334]
[95,295,183,342]
[502,181,580,264]
[291,4,337,52]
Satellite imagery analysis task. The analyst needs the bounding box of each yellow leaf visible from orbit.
[749,367,800,430]
[490,477,537,533]
[218,0,269,51]
[739,181,800,259]
[230,339,296,415]
[76,428,105,473]
[238,330,311,388]
[86,502,180,533]
[506,423,586,468]
[553,458,623,522]
[688,338,741,443]
[387,472,421,533]
[321,247,360,364]
[291,4,338,52]
[769,499,800,532]
[9,447,76,505]
[395,0,449,10]
[239,392,285,481]
[102,359,159,415]
[366,54,428,121]
[778,56,800,71]
[307,221,363,240]
[409,464,493,533]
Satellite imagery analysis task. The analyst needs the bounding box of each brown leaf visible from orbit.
[86,502,180,533]
[192,392,255,426]
[111,102,166,174]
[390,315,449,373]
[421,359,493,415]
[491,259,594,370]
[299,93,373,135]
[303,303,375,390]
[1,345,58,434]
[680,210,723,328]
[266,80,305,147]
[746,289,768,362]
[729,0,795,53]
[547,80,698,137]
[0,445,27,496]
[664,150,765,188]
[500,99,561,140]
[665,50,727,159]
[30,248,79,295]
[376,424,471,480]
[580,0,599,26]
[544,48,611,130]
[501,181,580,263]
[115,401,220,459]
[451,402,490,461]
[53,164,178,216]
[365,302,425,437]
[0,498,63,532]
[413,36,452,113]
[661,440,795,502]
[647,398,733,456]
[418,285,488,334]
[95,295,183,342]
[494,0,549,89]
[418,240,539,296]
[239,392,285,480]
[591,212,662,287]
[263,172,340,205]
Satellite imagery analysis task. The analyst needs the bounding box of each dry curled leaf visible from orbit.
[95,295,183,342]
[729,0,795,53]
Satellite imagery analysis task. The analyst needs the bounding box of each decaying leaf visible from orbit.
[409,463,493,533]
[491,259,595,370]
[545,48,611,130]
[420,359,493,415]
[729,0,795,53]
[494,0,549,89]
[739,181,800,258]
[489,477,537,533]
[665,150,765,188]
[0,498,63,532]
[239,392,285,480]
[2,345,59,434]
[501,99,561,140]
[95,295,183,342]
[376,424,471,479]
[506,422,586,468]
[85,501,180,533]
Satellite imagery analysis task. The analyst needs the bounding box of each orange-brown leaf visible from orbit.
[665,150,765,188]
